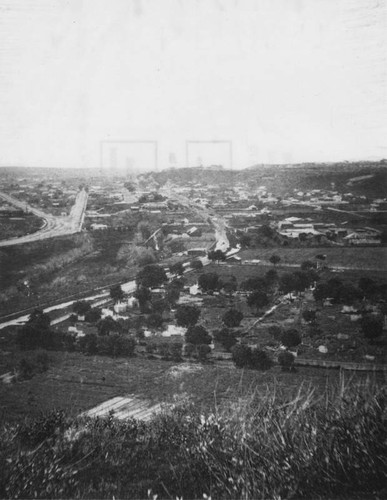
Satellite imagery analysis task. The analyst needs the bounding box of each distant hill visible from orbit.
[146,162,387,198]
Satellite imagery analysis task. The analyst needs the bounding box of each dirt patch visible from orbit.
[165,363,204,379]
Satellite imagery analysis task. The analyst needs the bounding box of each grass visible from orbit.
[239,246,387,270]
[1,374,386,499]
[0,347,378,425]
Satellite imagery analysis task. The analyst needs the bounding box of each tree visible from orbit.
[16,309,53,350]
[138,221,151,241]
[231,344,251,368]
[269,254,281,266]
[247,291,269,313]
[208,249,226,264]
[278,351,295,372]
[279,273,297,295]
[176,304,200,327]
[313,282,331,303]
[360,316,383,342]
[198,272,220,292]
[265,269,278,285]
[302,310,317,324]
[136,264,168,288]
[84,308,102,323]
[249,349,273,370]
[339,284,364,305]
[268,325,282,340]
[197,344,211,361]
[240,277,267,291]
[213,327,237,351]
[280,329,301,349]
[73,301,91,316]
[110,285,124,303]
[170,262,184,276]
[97,317,122,336]
[165,284,180,306]
[301,260,316,271]
[222,308,243,328]
[134,286,152,313]
[146,313,163,329]
[185,325,211,345]
[190,259,203,271]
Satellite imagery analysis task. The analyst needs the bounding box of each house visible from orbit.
[90,223,108,231]
[343,230,381,246]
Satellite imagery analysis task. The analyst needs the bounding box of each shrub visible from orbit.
[146,313,163,329]
[222,308,243,328]
[281,329,302,348]
[185,325,211,345]
[197,344,211,361]
[249,348,273,370]
[360,316,383,342]
[278,351,295,371]
[231,344,251,367]
[72,301,91,315]
[268,325,282,340]
[176,305,200,327]
[213,328,238,351]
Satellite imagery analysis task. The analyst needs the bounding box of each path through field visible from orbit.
[82,395,164,421]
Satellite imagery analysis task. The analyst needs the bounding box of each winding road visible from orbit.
[0,189,88,247]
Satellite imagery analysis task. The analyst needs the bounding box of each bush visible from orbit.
[213,328,238,351]
[146,313,163,329]
[185,325,211,345]
[17,350,50,380]
[176,305,200,327]
[360,316,383,342]
[84,308,102,323]
[2,384,387,499]
[249,348,273,370]
[281,329,302,348]
[222,308,243,328]
[268,325,282,340]
[231,344,251,368]
[72,301,91,315]
[278,351,295,371]
[197,344,211,361]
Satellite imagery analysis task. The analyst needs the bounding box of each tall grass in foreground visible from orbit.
[1,376,386,499]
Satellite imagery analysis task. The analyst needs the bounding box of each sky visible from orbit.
[0,0,386,171]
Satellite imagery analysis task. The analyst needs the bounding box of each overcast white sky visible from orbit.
[0,0,386,171]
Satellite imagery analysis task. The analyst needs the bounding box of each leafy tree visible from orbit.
[110,284,124,303]
[213,327,238,351]
[278,351,295,372]
[249,349,273,370]
[208,249,227,264]
[16,309,53,350]
[279,273,297,295]
[198,272,220,292]
[136,264,168,288]
[146,313,163,329]
[238,233,252,248]
[301,260,316,271]
[134,286,152,313]
[78,332,98,355]
[268,325,282,340]
[313,282,331,303]
[176,304,200,327]
[302,310,317,324]
[84,308,102,323]
[170,262,184,276]
[247,291,269,313]
[222,280,237,295]
[97,317,122,336]
[241,277,267,291]
[269,254,281,266]
[281,329,301,349]
[185,325,211,345]
[265,269,278,285]
[190,259,203,270]
[73,301,91,315]
[197,343,211,361]
[231,344,251,368]
[138,221,151,240]
[231,344,272,370]
[339,284,364,305]
[360,316,383,342]
[222,308,243,327]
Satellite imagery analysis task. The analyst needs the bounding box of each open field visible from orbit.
[0,350,376,424]
[239,247,387,270]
